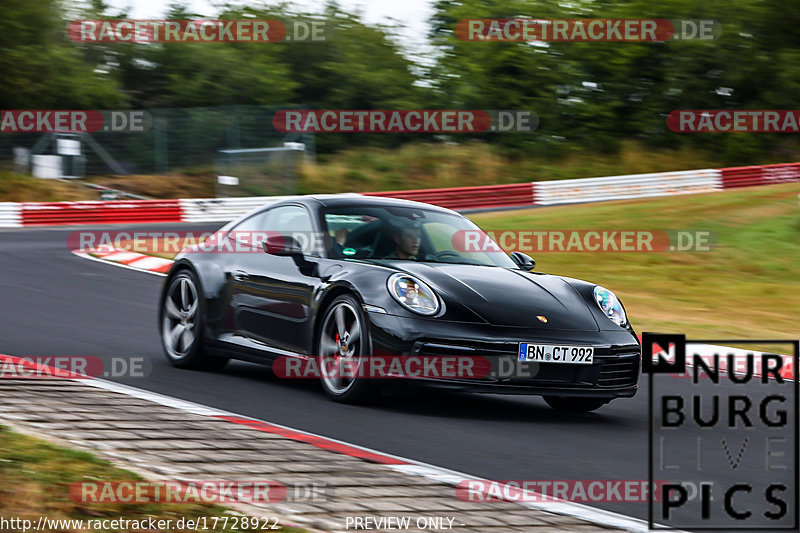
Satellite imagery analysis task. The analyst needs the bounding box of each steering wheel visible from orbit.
[433,250,462,260]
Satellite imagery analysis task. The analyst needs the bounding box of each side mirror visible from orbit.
[263,234,303,256]
[510,251,535,271]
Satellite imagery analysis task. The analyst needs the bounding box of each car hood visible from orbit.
[389,262,600,330]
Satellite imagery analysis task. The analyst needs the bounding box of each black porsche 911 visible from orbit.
[159,194,640,411]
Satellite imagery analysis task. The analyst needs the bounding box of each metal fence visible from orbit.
[216,143,307,197]
[0,106,314,179]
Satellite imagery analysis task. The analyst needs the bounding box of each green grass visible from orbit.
[469,183,800,341]
[0,425,306,532]
[0,171,93,202]
[297,140,795,195]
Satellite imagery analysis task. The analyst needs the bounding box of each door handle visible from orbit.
[232,269,249,281]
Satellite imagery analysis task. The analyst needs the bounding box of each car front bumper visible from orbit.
[366,311,641,399]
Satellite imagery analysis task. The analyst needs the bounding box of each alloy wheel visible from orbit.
[319,302,363,394]
[162,275,199,359]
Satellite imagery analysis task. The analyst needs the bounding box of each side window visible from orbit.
[265,206,312,232]
[228,211,270,248]
[231,211,269,233]
[323,214,379,258]
[263,205,317,255]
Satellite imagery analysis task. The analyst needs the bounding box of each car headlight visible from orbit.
[593,286,627,327]
[387,273,440,316]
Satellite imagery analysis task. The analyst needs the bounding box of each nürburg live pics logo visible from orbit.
[644,333,798,530]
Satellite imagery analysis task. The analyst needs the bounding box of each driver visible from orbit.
[385,220,422,260]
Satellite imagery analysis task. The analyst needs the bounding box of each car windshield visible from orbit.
[322,205,517,268]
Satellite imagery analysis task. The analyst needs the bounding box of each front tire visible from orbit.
[317,295,377,403]
[160,270,228,371]
[543,396,608,413]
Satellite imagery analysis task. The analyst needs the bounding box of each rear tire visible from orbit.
[543,396,608,413]
[160,269,228,371]
[317,294,377,403]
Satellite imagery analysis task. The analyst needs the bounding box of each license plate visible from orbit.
[518,343,594,364]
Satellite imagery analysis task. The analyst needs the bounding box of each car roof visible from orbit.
[276,193,460,215]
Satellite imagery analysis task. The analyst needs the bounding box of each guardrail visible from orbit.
[19,200,182,226]
[179,197,287,223]
[180,193,364,222]
[365,182,535,210]
[1,162,797,227]
[534,169,722,205]
[721,162,800,188]
[0,203,21,228]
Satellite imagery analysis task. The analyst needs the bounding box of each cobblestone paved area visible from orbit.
[0,378,633,533]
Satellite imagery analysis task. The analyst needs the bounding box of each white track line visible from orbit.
[76,376,677,533]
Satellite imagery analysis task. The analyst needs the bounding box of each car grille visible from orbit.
[417,342,507,357]
[416,341,641,388]
[597,356,640,387]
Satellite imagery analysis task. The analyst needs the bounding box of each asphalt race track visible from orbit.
[1,224,796,529]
